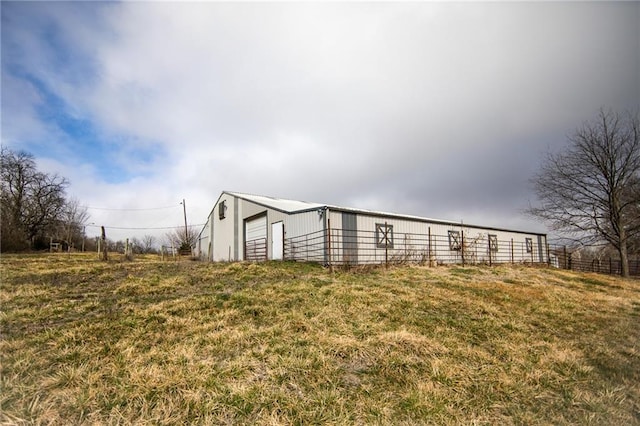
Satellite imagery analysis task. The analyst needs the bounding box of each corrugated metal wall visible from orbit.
[325,212,547,265]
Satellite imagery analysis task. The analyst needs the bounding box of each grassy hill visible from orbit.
[1,254,639,425]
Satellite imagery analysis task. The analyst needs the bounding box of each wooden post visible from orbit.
[461,230,465,266]
[181,199,189,245]
[101,226,108,261]
[563,246,568,269]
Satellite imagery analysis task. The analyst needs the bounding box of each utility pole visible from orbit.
[181,199,188,244]
[82,222,95,252]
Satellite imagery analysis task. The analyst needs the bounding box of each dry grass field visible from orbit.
[1,253,639,425]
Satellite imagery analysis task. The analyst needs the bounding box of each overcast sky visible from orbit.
[2,1,639,243]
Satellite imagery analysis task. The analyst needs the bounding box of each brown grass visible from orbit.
[1,254,639,424]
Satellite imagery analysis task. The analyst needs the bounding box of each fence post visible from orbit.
[384,221,388,269]
[510,238,514,264]
[327,218,333,272]
[428,227,432,267]
[488,234,492,266]
[563,246,568,269]
[101,226,108,261]
[547,243,551,267]
[461,230,465,266]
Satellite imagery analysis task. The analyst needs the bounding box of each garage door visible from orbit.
[245,214,267,261]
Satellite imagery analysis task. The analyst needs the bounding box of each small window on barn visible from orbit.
[448,230,461,251]
[375,223,394,248]
[218,200,227,220]
[488,234,498,252]
[525,238,533,253]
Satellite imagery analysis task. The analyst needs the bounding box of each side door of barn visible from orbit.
[272,221,284,260]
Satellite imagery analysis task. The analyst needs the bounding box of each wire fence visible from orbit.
[279,229,638,277]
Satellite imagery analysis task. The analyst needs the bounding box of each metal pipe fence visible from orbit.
[284,230,327,263]
[245,238,267,262]
[281,229,638,277]
[283,229,547,268]
[547,244,640,277]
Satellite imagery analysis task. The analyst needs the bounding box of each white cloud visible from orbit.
[2,1,639,241]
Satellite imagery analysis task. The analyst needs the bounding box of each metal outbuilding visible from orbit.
[195,191,548,266]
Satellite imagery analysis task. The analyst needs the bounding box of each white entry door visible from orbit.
[271,221,284,260]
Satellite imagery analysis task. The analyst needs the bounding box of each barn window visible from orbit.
[488,234,498,252]
[375,223,394,248]
[525,238,533,253]
[218,200,227,220]
[448,230,461,251]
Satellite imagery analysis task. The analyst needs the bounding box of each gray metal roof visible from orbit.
[223,191,546,236]
[224,191,325,213]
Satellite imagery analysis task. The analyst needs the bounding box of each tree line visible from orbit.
[0,147,196,254]
[1,148,84,251]
[2,109,638,276]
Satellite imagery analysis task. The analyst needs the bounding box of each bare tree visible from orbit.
[1,148,68,250]
[164,226,198,253]
[528,109,640,278]
[57,197,90,250]
[141,234,157,254]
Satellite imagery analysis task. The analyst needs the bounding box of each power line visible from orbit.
[82,204,180,211]
[85,223,205,231]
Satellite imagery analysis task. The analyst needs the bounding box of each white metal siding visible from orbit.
[212,195,237,261]
[284,211,325,238]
